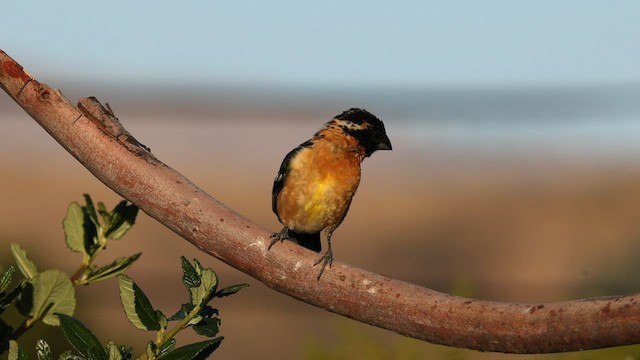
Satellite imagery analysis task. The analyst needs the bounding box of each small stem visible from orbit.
[10,318,29,339]
[136,305,202,360]
[71,235,109,285]
[70,263,88,283]
[163,305,201,345]
[9,316,35,343]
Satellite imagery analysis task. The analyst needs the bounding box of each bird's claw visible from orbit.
[268,228,290,250]
[313,250,333,281]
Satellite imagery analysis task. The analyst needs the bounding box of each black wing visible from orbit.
[272,139,314,217]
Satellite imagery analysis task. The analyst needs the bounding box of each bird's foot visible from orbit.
[313,249,333,281]
[268,227,290,250]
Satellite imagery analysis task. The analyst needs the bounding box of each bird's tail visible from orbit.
[290,231,321,253]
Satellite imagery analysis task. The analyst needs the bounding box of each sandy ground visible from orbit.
[2,100,640,359]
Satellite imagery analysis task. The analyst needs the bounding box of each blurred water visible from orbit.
[396,116,640,162]
[3,82,640,163]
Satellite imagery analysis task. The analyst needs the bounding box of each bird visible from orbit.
[268,108,392,280]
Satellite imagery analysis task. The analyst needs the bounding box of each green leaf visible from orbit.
[31,269,76,325]
[85,253,141,283]
[159,338,223,360]
[193,259,204,275]
[104,201,138,240]
[82,208,100,257]
[36,339,52,360]
[15,282,33,316]
[215,283,249,298]
[106,341,131,360]
[181,257,200,288]
[0,267,23,314]
[83,194,100,228]
[63,201,88,254]
[157,339,176,358]
[8,340,27,360]
[187,315,203,326]
[10,243,37,279]
[145,342,156,359]
[157,309,168,330]
[1,266,15,292]
[0,284,23,314]
[58,350,83,360]
[198,305,218,318]
[192,317,220,337]
[117,274,160,331]
[168,303,194,321]
[189,269,218,307]
[57,313,107,360]
[97,201,111,225]
[106,342,122,360]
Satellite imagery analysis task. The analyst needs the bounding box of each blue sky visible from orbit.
[3,1,640,87]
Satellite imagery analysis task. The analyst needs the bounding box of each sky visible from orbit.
[3,1,640,87]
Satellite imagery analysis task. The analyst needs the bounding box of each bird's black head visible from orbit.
[332,108,392,157]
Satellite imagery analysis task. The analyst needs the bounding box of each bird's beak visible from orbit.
[377,137,392,151]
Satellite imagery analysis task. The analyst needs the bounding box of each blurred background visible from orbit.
[3,1,640,359]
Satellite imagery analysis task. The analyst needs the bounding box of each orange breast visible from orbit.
[276,134,363,234]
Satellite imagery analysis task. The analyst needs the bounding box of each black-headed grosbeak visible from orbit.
[269,108,392,280]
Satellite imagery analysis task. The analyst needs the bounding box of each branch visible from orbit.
[2,49,639,354]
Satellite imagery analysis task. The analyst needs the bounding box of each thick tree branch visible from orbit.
[2,49,639,353]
